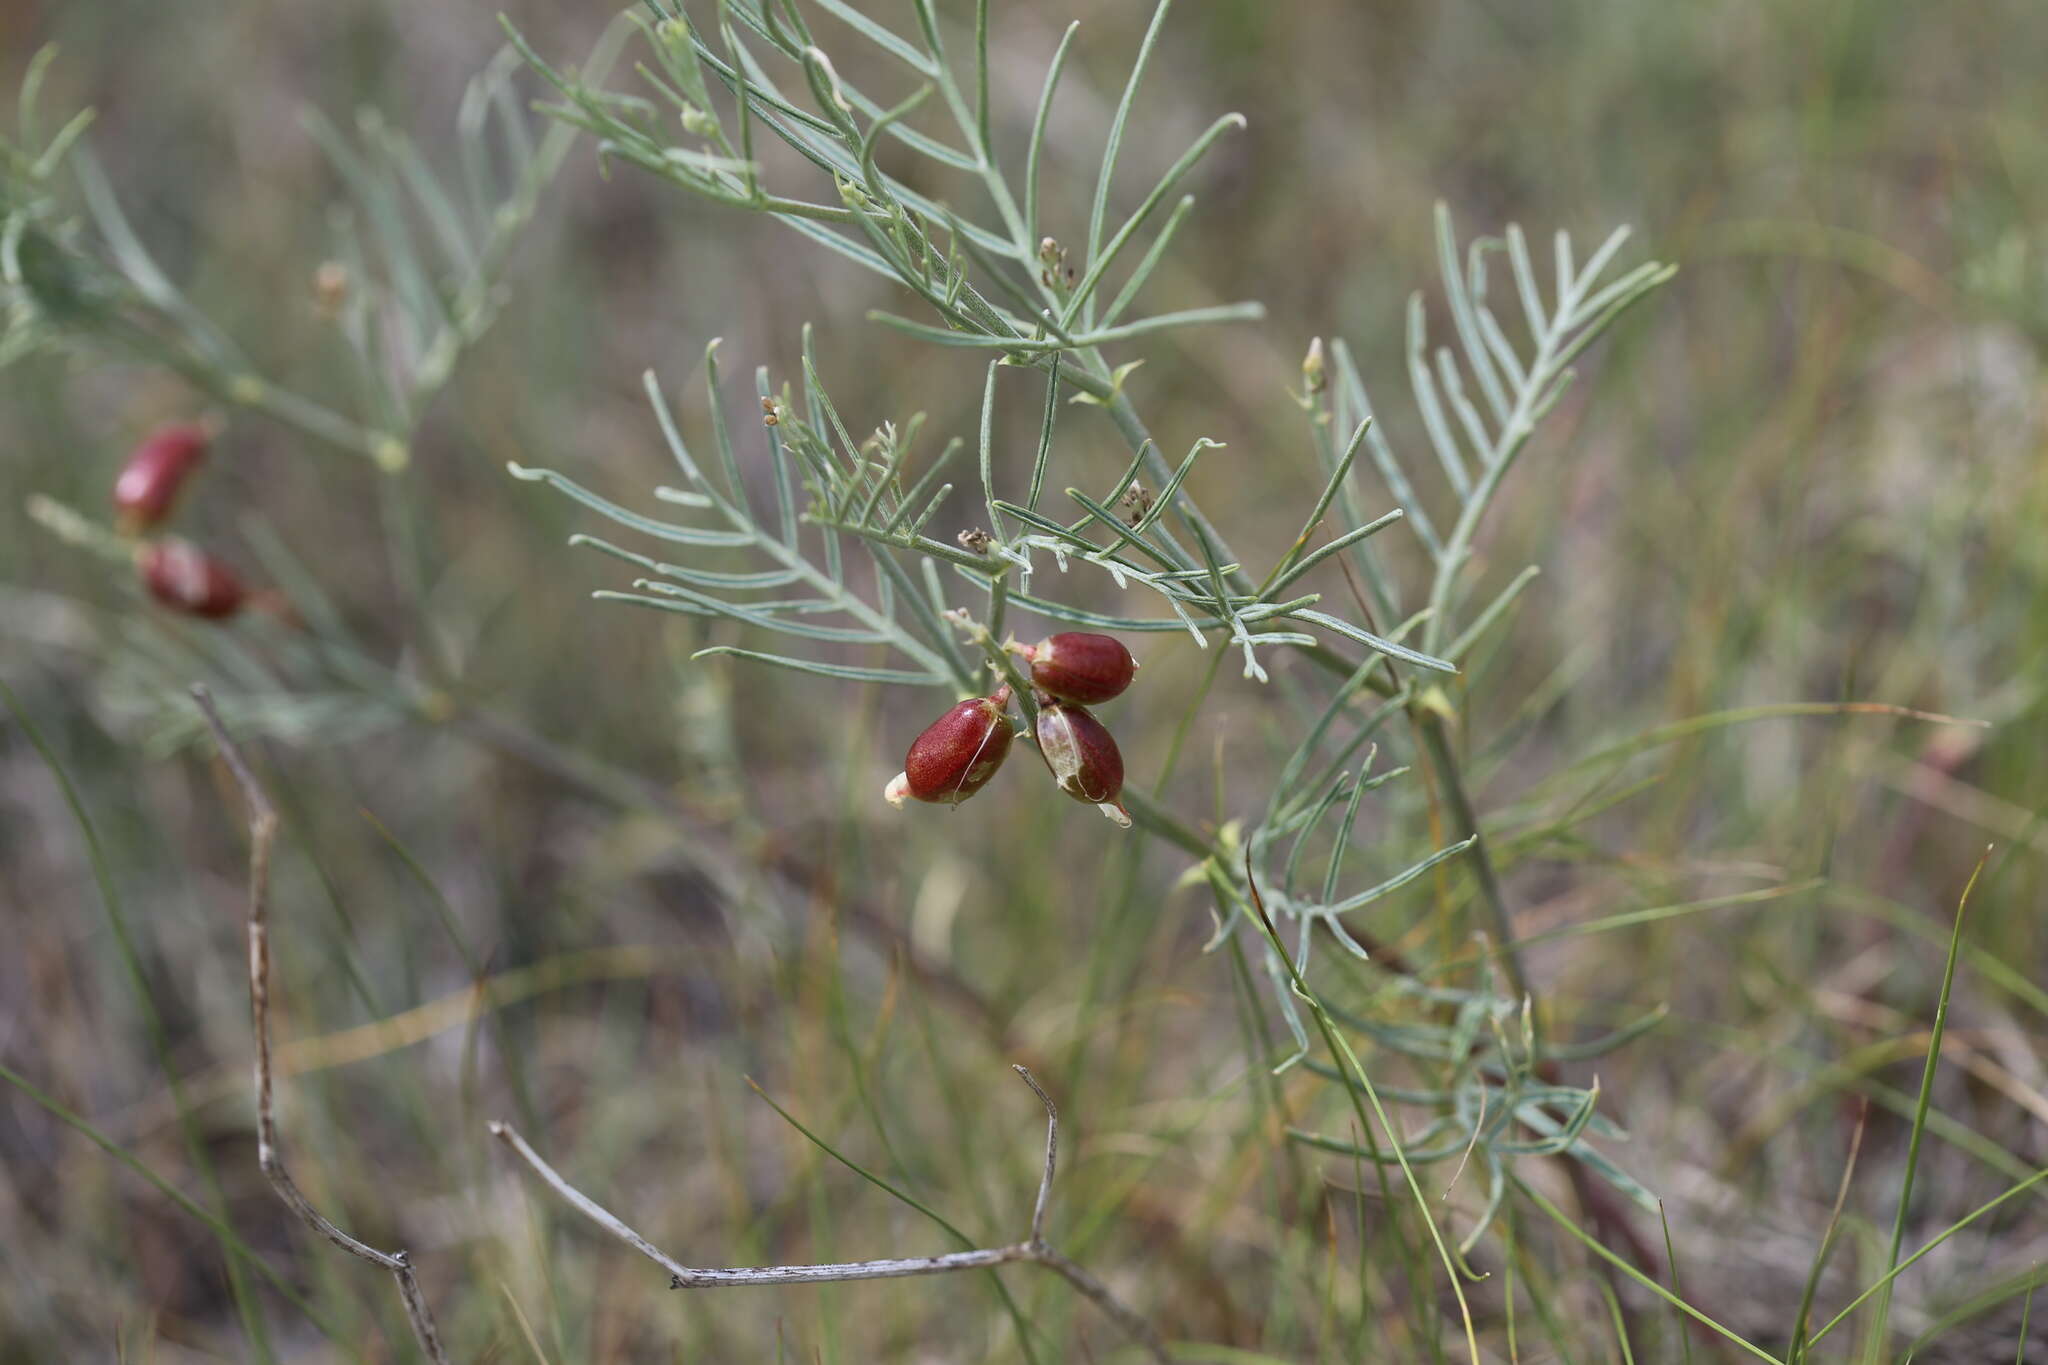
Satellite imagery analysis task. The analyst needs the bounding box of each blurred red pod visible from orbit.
[113,423,210,533]
[1034,698,1130,827]
[1024,632,1137,706]
[137,539,247,620]
[885,685,1015,808]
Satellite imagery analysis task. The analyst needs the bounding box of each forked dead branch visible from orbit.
[488,1065,1173,1363]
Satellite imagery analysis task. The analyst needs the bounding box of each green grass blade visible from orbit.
[1518,1179,1786,1363]
[1024,21,1078,245]
[0,680,280,1361]
[1863,848,1987,1349]
[0,1060,348,1349]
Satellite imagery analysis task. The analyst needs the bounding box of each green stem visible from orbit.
[235,376,391,464]
[1119,782,1209,858]
[1415,708,1531,1007]
[1096,380,1252,592]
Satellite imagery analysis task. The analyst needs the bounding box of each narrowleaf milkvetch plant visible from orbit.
[501,0,1677,1287]
[6,1,2025,1361]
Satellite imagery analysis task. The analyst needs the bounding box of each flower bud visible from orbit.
[1302,336,1327,395]
[885,686,1014,808]
[113,423,209,533]
[1024,632,1137,706]
[312,261,350,318]
[137,539,247,620]
[1034,699,1129,827]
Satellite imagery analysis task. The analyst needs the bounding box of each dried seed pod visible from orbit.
[137,539,247,620]
[1034,699,1130,827]
[1024,632,1137,706]
[113,423,209,533]
[885,686,1015,808]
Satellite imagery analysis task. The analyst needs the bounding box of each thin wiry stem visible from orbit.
[1415,710,1529,1004]
[1015,1064,1057,1245]
[488,1120,1032,1283]
[488,1065,1171,1364]
[191,685,452,1365]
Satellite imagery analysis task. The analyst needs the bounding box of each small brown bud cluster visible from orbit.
[1037,235,1075,291]
[111,421,261,623]
[884,632,1140,828]
[1118,483,1153,528]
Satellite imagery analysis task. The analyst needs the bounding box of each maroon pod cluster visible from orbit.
[1023,631,1137,705]
[885,685,1015,807]
[113,423,210,533]
[884,632,1140,828]
[137,539,248,620]
[109,418,267,623]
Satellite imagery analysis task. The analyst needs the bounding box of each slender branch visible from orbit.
[1036,1244,1174,1360]
[190,685,453,1365]
[488,1065,1171,1364]
[1016,1064,1057,1245]
[488,1118,1032,1283]
[1414,710,1530,1004]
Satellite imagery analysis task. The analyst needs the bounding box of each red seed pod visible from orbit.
[113,424,210,533]
[1025,631,1137,706]
[137,539,247,620]
[885,685,1015,808]
[1034,699,1130,827]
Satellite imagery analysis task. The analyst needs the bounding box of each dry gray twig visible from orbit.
[489,1064,1172,1363]
[191,684,453,1365]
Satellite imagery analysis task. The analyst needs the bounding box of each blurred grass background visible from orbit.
[2,0,2045,1360]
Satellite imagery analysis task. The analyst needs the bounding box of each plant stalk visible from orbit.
[1414,707,1530,1007]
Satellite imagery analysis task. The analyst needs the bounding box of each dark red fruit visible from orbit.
[114,424,209,533]
[1026,632,1137,706]
[1034,699,1129,826]
[137,539,247,620]
[886,686,1015,808]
